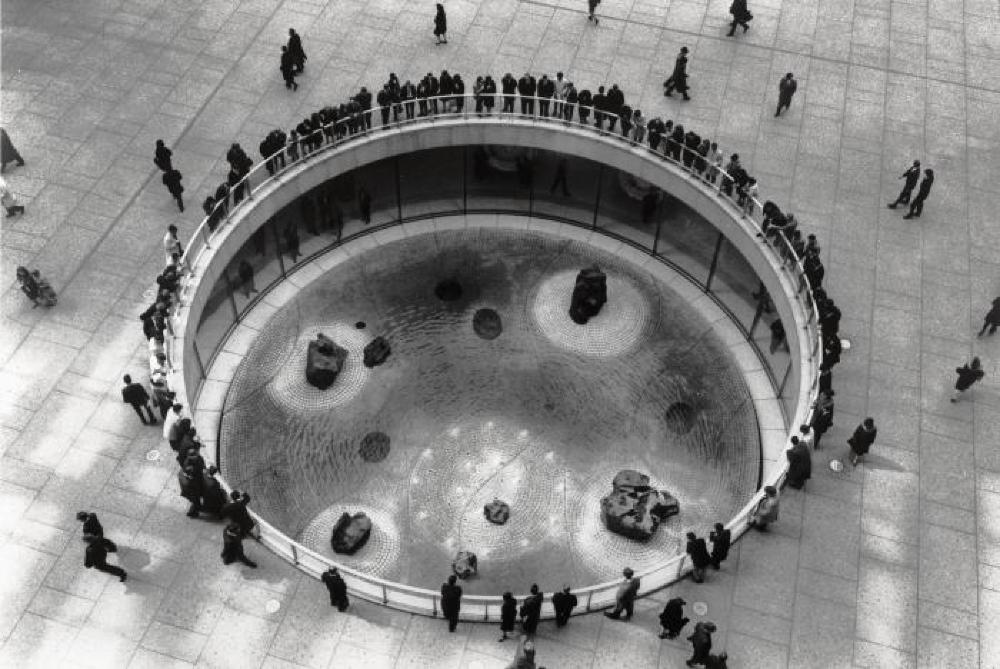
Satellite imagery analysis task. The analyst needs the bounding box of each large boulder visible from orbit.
[330,512,372,554]
[600,469,679,541]
[363,336,391,368]
[569,266,608,324]
[483,499,510,525]
[452,550,478,579]
[306,333,347,389]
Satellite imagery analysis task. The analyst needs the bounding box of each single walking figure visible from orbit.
[727,0,753,35]
[604,567,640,621]
[663,47,691,100]
[322,567,349,610]
[153,139,173,171]
[162,168,184,211]
[280,46,298,90]
[978,297,1000,336]
[775,73,797,116]
[658,597,689,639]
[887,160,920,208]
[588,0,601,23]
[848,417,877,466]
[434,4,448,44]
[121,374,157,425]
[951,357,984,403]
[287,29,306,73]
[76,511,105,542]
[902,168,933,219]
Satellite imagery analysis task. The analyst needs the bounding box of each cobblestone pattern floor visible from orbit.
[1,0,999,667]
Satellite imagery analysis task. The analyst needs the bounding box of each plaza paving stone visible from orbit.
[2,0,1000,666]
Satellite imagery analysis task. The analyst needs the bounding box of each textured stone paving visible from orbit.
[1,0,999,667]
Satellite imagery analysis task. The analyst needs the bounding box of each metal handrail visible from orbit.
[172,98,823,621]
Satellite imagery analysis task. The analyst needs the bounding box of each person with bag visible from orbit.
[847,417,877,466]
[727,0,753,35]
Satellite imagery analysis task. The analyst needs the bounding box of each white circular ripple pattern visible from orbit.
[531,270,650,357]
[266,323,373,412]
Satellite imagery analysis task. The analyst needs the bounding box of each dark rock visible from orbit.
[330,512,372,554]
[359,431,391,462]
[472,308,502,339]
[664,402,697,434]
[306,333,348,390]
[363,336,391,368]
[569,266,608,324]
[355,321,366,329]
[483,499,510,524]
[452,550,478,579]
[600,469,679,541]
[435,279,463,301]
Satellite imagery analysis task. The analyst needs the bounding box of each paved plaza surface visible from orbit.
[1,0,999,667]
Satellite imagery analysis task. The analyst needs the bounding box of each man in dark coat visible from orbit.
[659,597,689,638]
[709,522,731,569]
[0,128,25,172]
[121,374,157,425]
[85,537,126,582]
[377,85,392,126]
[903,168,934,219]
[978,297,1000,336]
[401,79,417,119]
[153,139,172,172]
[551,585,577,627]
[951,357,985,403]
[606,84,624,131]
[280,46,297,90]
[519,584,543,634]
[537,75,554,117]
[440,574,463,632]
[785,436,812,489]
[686,532,712,583]
[221,490,256,537]
[517,72,537,115]
[162,168,184,211]
[810,389,835,448]
[201,466,226,517]
[287,29,306,73]
[322,567,349,611]
[687,621,717,667]
[727,0,753,35]
[664,47,691,100]
[848,417,877,466]
[577,87,592,124]
[499,591,517,641]
[178,465,203,518]
[887,160,921,208]
[501,73,517,113]
[356,87,373,130]
[775,73,797,116]
[76,511,105,542]
[221,521,257,568]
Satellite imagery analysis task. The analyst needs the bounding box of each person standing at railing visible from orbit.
[357,87,373,130]
[551,585,578,627]
[563,82,578,122]
[709,523,731,569]
[499,591,517,641]
[427,72,440,114]
[685,531,712,583]
[501,73,517,113]
[483,75,497,113]
[388,73,402,121]
[519,584,543,634]
[603,567,640,621]
[887,159,921,209]
[518,72,536,115]
[322,566,349,611]
[592,86,607,130]
[553,72,569,118]
[576,86,592,125]
[631,109,646,143]
[474,76,486,114]
[748,486,779,529]
[785,435,812,489]
[606,84,624,132]
[433,3,448,44]
[619,102,633,138]
[401,79,417,119]
[537,74,554,117]
[453,74,466,112]
[221,521,258,568]
[810,390,835,448]
[377,85,392,127]
[439,70,454,112]
[416,78,430,117]
[440,574,462,632]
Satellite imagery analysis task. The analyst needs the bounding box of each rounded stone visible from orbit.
[359,432,391,462]
[434,279,463,301]
[472,308,502,340]
[355,321,366,329]
[664,402,697,434]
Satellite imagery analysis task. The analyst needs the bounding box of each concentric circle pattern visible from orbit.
[220,226,759,593]
[530,270,650,357]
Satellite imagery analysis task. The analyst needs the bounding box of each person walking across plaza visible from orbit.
[551,585,578,627]
[85,535,127,582]
[153,139,173,172]
[903,168,934,219]
[978,297,1000,336]
[519,584,543,635]
[280,45,298,91]
[727,0,753,35]
[685,531,712,583]
[774,73,797,116]
[434,4,447,44]
[0,128,25,172]
[287,28,306,73]
[221,521,258,568]
[848,417,877,466]
[604,567,640,621]
[659,597,689,639]
[121,374,157,425]
[887,160,920,209]
[322,566,349,611]
[441,574,463,632]
[663,47,691,100]
[499,591,517,641]
[587,0,601,24]
[709,522,731,569]
[505,636,537,669]
[686,621,717,667]
[162,167,184,211]
[952,357,984,403]
[749,485,779,529]
[77,511,105,543]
